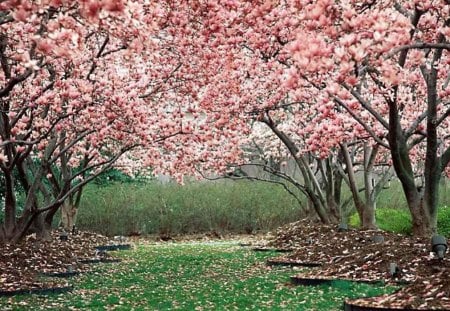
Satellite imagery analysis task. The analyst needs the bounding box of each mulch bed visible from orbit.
[39,271,81,278]
[264,220,450,310]
[0,230,124,295]
[78,258,122,264]
[290,276,383,286]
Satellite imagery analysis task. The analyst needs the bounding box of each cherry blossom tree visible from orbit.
[0,0,248,243]
[281,0,450,236]
[229,0,450,235]
[177,0,396,228]
[0,1,151,242]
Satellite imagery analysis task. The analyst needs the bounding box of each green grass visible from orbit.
[1,242,395,310]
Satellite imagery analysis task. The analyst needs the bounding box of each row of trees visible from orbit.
[1,0,449,243]
[188,0,450,236]
[0,1,243,243]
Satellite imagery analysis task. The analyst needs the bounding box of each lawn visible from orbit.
[1,241,395,310]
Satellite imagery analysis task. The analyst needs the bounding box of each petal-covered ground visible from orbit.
[1,223,448,310]
[0,235,393,310]
[264,220,450,310]
[0,230,111,294]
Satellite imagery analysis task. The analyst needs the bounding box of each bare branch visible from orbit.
[407,134,427,150]
[49,130,95,164]
[35,144,138,215]
[197,166,306,211]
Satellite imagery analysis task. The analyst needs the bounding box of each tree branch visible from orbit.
[342,83,389,129]
[387,43,450,59]
[332,96,390,148]
[436,105,450,127]
[140,63,182,99]
[197,166,306,211]
[405,110,428,138]
[441,145,450,172]
[0,12,13,25]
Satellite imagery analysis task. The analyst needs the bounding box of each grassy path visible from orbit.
[1,241,394,310]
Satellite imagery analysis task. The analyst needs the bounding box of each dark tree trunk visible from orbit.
[28,213,52,241]
[2,170,16,239]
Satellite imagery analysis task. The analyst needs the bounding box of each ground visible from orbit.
[264,220,450,310]
[0,234,392,310]
[0,230,110,294]
[0,223,448,310]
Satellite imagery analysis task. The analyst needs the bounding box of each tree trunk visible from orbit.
[405,187,436,237]
[360,201,376,229]
[2,170,16,239]
[307,191,331,224]
[341,143,377,229]
[61,202,78,231]
[28,213,52,241]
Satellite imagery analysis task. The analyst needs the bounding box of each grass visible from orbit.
[1,242,395,310]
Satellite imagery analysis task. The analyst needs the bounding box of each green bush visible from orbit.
[437,206,450,237]
[349,208,412,235]
[75,180,305,236]
[62,176,450,237]
[349,206,450,237]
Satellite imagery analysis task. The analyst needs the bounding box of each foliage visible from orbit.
[437,206,450,238]
[92,168,147,186]
[349,206,450,238]
[76,180,306,236]
[350,208,413,236]
[3,0,450,242]
[0,242,395,310]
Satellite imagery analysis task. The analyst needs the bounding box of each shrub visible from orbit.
[349,208,412,235]
[75,180,305,236]
[437,206,450,237]
[350,206,450,237]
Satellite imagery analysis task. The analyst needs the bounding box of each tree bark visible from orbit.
[341,143,377,229]
[61,202,78,231]
[2,169,16,239]
[28,213,52,241]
